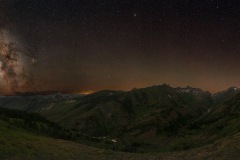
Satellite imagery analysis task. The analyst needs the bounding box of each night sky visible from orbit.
[1,0,240,95]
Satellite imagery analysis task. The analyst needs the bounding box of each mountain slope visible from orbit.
[1,84,240,153]
[0,84,214,152]
[194,92,240,139]
[2,117,240,160]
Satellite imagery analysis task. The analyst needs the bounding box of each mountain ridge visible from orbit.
[0,84,240,153]
[1,83,239,97]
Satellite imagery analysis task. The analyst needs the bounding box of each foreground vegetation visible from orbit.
[1,117,240,160]
[1,85,240,159]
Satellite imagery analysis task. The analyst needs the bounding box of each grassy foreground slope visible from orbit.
[1,85,240,154]
[1,118,240,160]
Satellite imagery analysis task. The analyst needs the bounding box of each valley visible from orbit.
[0,84,240,159]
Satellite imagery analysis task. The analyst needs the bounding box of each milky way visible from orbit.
[1,1,240,94]
[0,29,32,94]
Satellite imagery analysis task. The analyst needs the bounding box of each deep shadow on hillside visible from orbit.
[0,84,240,156]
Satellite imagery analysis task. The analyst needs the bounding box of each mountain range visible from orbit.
[1,84,240,159]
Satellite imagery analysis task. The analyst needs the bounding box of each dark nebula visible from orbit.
[0,29,36,94]
[1,0,240,94]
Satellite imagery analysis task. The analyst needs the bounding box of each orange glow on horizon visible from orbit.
[77,90,94,95]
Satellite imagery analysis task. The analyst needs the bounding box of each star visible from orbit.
[32,58,37,64]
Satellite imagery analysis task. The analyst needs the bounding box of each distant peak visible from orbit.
[213,86,240,97]
[228,86,240,91]
[219,86,240,93]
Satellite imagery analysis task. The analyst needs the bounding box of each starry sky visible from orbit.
[1,0,240,95]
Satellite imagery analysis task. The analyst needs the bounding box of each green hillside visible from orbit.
[38,85,215,152]
[1,116,240,160]
[0,84,240,157]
